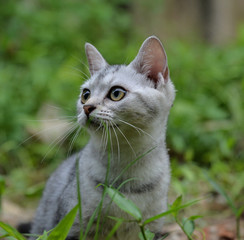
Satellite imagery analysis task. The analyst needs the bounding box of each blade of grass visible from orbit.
[111,146,157,186]
[0,221,26,240]
[105,219,124,240]
[83,205,99,240]
[47,204,78,240]
[0,234,10,239]
[203,171,238,215]
[94,122,111,240]
[75,157,83,239]
[143,199,200,226]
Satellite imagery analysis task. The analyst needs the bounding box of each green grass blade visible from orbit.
[75,158,83,239]
[83,203,99,239]
[36,230,48,240]
[105,219,124,240]
[187,215,203,221]
[237,205,244,218]
[94,121,112,240]
[203,171,238,215]
[0,221,26,240]
[106,187,142,221]
[47,204,78,240]
[112,146,157,186]
[143,199,200,226]
[0,234,10,239]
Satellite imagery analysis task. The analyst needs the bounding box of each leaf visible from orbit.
[0,176,5,213]
[237,205,244,218]
[47,205,78,240]
[143,198,200,225]
[0,221,26,240]
[170,195,182,217]
[187,215,203,221]
[139,229,155,240]
[106,187,142,221]
[171,195,183,208]
[203,171,238,215]
[183,218,195,236]
[36,231,48,240]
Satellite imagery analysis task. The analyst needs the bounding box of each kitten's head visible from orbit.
[77,36,175,138]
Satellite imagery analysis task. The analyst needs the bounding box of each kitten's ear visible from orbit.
[85,43,108,76]
[130,36,169,85]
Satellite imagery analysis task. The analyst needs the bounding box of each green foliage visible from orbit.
[0,1,244,239]
[0,0,134,175]
[47,205,79,240]
[106,186,142,221]
[167,196,202,240]
[0,221,26,240]
[204,171,244,240]
[1,0,243,193]
[0,176,5,212]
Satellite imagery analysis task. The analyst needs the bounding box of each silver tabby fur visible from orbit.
[30,36,175,240]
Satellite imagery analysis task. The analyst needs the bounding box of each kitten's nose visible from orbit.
[83,104,96,117]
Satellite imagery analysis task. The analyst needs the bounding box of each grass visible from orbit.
[0,136,203,240]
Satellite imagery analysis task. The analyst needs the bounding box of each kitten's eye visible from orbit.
[81,89,91,104]
[109,87,126,101]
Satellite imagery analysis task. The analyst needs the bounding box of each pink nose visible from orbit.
[83,104,96,117]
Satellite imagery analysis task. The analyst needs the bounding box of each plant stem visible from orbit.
[175,217,194,240]
[139,224,147,240]
[76,158,83,239]
[94,123,111,240]
[236,216,240,240]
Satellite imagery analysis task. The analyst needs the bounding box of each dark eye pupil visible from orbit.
[113,90,120,98]
[84,92,89,99]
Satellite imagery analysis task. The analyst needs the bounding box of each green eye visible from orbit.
[109,87,127,101]
[81,89,91,104]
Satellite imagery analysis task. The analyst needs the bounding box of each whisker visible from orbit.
[114,124,136,157]
[67,69,87,81]
[18,121,75,147]
[67,126,82,157]
[24,116,76,122]
[108,123,113,161]
[104,122,109,153]
[41,123,79,163]
[70,66,89,79]
[99,122,107,155]
[95,122,103,132]
[110,121,120,163]
[71,55,90,73]
[117,118,156,141]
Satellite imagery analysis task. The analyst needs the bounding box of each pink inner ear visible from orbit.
[131,37,169,85]
[145,48,168,84]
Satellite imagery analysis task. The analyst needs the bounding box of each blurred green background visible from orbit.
[0,0,244,218]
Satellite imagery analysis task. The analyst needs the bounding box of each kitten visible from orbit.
[30,36,175,240]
